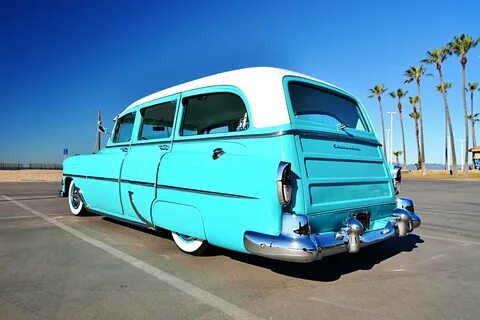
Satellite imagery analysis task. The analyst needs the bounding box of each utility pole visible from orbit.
[459,139,465,172]
[387,112,396,165]
[385,129,391,163]
[97,110,101,152]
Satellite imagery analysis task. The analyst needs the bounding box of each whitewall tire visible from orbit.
[68,180,87,216]
[171,232,209,255]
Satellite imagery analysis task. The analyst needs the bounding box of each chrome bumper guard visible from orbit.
[244,197,421,263]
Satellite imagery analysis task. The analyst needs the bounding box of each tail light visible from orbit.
[390,165,402,195]
[277,161,292,206]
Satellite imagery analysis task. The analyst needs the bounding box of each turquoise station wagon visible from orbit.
[62,67,420,263]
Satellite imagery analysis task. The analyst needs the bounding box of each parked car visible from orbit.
[62,67,420,262]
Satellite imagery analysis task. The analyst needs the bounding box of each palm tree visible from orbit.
[467,113,480,149]
[404,65,429,174]
[393,150,403,165]
[436,82,453,171]
[466,82,479,147]
[409,96,422,169]
[368,84,388,158]
[422,48,458,176]
[448,34,479,175]
[389,89,408,168]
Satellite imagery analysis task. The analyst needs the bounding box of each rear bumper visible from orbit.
[244,197,421,263]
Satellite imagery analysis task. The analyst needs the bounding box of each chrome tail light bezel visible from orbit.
[390,165,402,195]
[277,161,292,206]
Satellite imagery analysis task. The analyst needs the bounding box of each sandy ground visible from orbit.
[403,169,480,180]
[0,170,62,182]
[1,169,478,182]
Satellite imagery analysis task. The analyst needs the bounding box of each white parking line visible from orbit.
[0,214,64,220]
[1,195,263,320]
[0,215,41,220]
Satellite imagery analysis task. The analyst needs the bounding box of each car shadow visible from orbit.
[97,214,423,282]
[101,216,173,239]
[218,234,424,281]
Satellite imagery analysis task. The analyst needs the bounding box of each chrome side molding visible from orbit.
[128,191,155,229]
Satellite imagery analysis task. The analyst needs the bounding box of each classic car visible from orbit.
[62,67,421,263]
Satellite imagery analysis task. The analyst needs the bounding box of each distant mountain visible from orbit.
[404,163,451,170]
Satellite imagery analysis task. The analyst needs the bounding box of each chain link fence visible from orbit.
[0,163,63,170]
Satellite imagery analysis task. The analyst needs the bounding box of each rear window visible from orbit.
[287,82,368,131]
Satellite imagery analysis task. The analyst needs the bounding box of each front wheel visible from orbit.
[171,232,209,256]
[68,180,87,216]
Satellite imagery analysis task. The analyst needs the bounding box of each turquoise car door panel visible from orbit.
[73,147,127,216]
[119,98,179,226]
[120,143,169,225]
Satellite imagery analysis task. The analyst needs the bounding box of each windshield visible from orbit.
[287,81,368,132]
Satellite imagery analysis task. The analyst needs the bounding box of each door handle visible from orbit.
[212,148,225,160]
[121,147,129,152]
[159,144,170,150]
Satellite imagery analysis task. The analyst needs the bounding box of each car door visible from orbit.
[83,112,135,216]
[119,96,179,226]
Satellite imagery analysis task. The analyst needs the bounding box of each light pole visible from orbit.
[459,139,465,171]
[387,112,396,165]
[385,129,391,163]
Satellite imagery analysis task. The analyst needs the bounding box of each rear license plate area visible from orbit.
[354,211,371,231]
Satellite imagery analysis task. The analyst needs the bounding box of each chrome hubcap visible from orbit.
[70,185,81,209]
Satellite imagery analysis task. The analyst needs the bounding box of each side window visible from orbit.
[180,92,249,136]
[112,113,136,144]
[138,101,176,140]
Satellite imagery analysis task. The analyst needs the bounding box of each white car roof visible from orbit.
[122,67,345,128]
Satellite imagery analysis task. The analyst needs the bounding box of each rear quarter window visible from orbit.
[180,92,249,136]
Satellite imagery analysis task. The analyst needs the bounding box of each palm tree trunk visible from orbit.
[378,97,387,158]
[438,66,458,176]
[461,60,469,175]
[471,91,477,146]
[445,113,448,171]
[414,115,422,169]
[416,80,426,174]
[398,104,407,169]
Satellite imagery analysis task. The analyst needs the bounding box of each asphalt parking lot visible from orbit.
[1,180,479,320]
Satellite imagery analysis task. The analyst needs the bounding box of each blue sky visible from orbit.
[1,0,479,164]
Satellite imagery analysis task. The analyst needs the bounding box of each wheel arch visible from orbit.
[63,176,73,197]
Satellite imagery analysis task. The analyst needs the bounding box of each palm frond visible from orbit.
[467,82,479,91]
[409,111,421,119]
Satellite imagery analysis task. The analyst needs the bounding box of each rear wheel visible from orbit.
[171,232,209,255]
[68,180,87,216]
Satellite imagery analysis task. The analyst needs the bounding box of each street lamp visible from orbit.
[385,128,391,163]
[387,112,396,165]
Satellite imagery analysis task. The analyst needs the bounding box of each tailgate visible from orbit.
[295,134,395,215]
